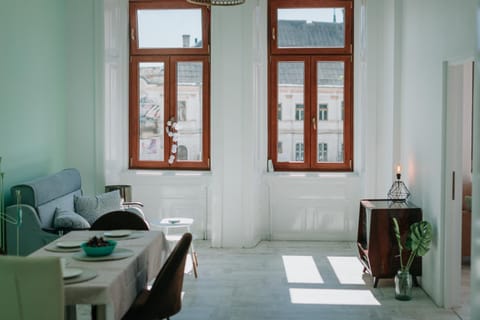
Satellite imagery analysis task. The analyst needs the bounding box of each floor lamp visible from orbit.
[0,158,22,256]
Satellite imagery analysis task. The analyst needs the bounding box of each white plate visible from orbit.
[62,268,83,279]
[56,241,84,249]
[104,230,132,237]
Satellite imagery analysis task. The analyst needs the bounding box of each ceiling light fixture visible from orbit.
[187,0,245,6]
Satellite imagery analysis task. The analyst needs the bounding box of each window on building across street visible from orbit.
[278,141,283,154]
[295,104,304,121]
[278,103,282,120]
[319,104,328,121]
[268,0,353,171]
[295,143,304,161]
[129,0,210,170]
[177,145,188,160]
[318,143,328,161]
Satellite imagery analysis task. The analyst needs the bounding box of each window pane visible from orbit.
[277,61,304,163]
[176,61,203,161]
[317,61,344,163]
[277,8,345,49]
[137,9,203,49]
[139,62,165,161]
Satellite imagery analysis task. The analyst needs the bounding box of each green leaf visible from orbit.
[392,217,404,269]
[405,221,432,256]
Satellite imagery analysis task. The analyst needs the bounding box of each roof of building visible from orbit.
[278,20,344,48]
[140,20,344,87]
[278,20,345,86]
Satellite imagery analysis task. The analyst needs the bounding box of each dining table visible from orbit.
[30,230,171,320]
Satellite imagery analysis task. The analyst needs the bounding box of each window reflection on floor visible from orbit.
[282,255,324,284]
[289,288,381,306]
[283,255,380,306]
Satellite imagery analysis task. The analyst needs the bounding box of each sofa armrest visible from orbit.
[123,201,144,208]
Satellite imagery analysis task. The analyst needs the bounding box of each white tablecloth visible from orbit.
[30,230,170,320]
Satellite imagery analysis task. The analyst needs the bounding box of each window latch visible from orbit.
[312,117,316,131]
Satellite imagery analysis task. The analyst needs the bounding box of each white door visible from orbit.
[443,60,474,308]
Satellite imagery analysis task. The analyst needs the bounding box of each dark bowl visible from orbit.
[81,240,117,257]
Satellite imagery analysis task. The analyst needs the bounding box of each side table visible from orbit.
[151,217,198,278]
[357,199,422,287]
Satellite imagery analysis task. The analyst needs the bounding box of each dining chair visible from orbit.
[90,210,150,230]
[0,255,64,320]
[122,233,192,320]
[90,210,151,320]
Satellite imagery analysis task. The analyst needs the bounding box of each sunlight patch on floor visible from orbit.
[282,255,323,284]
[327,256,366,285]
[289,288,381,306]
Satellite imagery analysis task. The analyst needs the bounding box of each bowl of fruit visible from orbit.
[81,236,117,257]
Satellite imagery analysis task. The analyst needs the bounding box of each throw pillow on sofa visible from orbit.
[53,208,91,229]
[74,190,122,225]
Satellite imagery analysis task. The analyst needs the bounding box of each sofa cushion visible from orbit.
[37,190,82,229]
[53,208,91,229]
[74,190,122,225]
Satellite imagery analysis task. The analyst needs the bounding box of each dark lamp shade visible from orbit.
[387,180,411,202]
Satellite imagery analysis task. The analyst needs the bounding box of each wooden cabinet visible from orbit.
[357,199,422,287]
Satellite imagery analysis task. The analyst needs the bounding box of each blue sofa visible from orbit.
[5,168,84,255]
[5,168,87,255]
[5,168,147,256]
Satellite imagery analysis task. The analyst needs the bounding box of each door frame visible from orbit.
[442,58,474,308]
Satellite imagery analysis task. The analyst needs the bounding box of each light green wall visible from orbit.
[0,0,67,204]
[65,0,103,196]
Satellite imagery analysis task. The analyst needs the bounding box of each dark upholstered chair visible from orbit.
[90,210,150,231]
[122,233,192,320]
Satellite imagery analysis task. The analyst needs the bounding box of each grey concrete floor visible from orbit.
[175,240,469,320]
[78,240,470,320]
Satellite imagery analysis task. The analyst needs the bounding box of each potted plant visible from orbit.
[392,217,432,300]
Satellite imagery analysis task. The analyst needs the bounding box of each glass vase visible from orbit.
[395,270,413,300]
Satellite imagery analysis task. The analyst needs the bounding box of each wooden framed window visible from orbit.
[129,0,210,170]
[268,0,353,172]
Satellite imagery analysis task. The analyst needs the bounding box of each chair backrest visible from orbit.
[0,255,64,320]
[139,233,192,319]
[90,210,150,231]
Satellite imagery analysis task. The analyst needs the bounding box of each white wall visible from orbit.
[95,0,373,247]
[396,0,477,306]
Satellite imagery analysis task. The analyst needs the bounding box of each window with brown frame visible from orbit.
[129,0,210,170]
[268,0,353,171]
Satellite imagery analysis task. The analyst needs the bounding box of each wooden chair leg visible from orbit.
[373,277,379,288]
[192,251,198,278]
